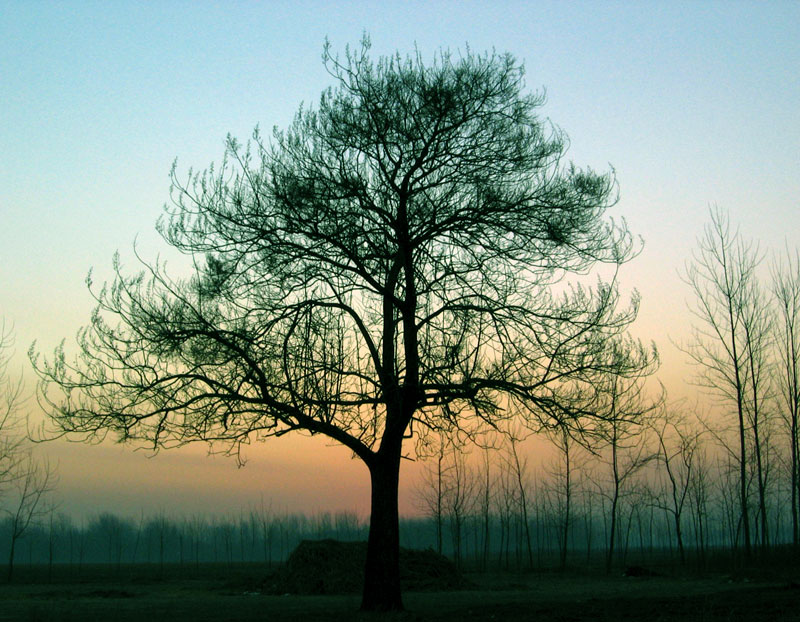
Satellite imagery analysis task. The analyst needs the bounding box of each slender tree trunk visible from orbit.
[621,503,635,566]
[791,319,799,548]
[509,440,534,569]
[561,436,572,569]
[773,252,800,547]
[745,328,769,552]
[498,510,508,569]
[361,452,403,612]
[674,509,685,564]
[436,450,443,555]
[736,415,751,557]
[607,490,618,574]
[7,535,16,583]
[752,415,768,550]
[606,432,620,574]
[481,452,490,571]
[793,403,799,546]
[723,256,752,559]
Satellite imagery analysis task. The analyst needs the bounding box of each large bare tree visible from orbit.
[33,40,652,610]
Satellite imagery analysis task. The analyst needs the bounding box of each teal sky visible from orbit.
[1,0,798,519]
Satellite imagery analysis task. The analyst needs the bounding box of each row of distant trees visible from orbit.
[0,506,366,574]
[1,406,797,578]
[415,409,796,575]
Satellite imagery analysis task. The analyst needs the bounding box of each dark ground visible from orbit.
[1,561,799,621]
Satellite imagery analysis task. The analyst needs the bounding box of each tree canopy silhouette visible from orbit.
[33,39,654,611]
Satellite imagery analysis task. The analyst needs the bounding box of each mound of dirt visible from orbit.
[274,539,468,595]
[623,565,662,578]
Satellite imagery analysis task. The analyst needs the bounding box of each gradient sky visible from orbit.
[1,0,798,520]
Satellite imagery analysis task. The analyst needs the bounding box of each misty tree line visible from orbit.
[2,399,799,577]
[0,423,795,576]
[414,412,795,574]
[0,506,369,572]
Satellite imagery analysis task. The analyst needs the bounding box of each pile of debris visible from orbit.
[273,539,469,595]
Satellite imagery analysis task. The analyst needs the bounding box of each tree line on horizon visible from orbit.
[1,397,798,579]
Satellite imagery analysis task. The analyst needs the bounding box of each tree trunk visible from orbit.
[674,510,685,564]
[793,406,799,546]
[7,533,17,583]
[361,454,403,612]
[607,491,618,574]
[436,450,443,555]
[561,439,571,569]
[606,435,620,574]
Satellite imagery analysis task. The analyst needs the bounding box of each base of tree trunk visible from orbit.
[361,456,404,611]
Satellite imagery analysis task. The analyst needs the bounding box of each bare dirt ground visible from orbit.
[1,564,799,621]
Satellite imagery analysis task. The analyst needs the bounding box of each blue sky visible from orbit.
[1,0,798,518]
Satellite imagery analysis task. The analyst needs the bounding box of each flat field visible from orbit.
[1,562,798,621]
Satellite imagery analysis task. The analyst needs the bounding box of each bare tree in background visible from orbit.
[593,376,658,573]
[650,403,703,565]
[0,322,25,494]
[415,436,448,556]
[682,207,762,558]
[32,39,653,610]
[772,249,800,546]
[4,454,56,582]
[739,251,774,551]
[254,497,275,565]
[494,449,516,569]
[444,445,475,568]
[687,435,713,563]
[1,322,56,582]
[544,424,584,568]
[415,436,477,567]
[506,435,534,569]
[475,446,493,571]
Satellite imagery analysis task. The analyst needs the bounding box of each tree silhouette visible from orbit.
[33,39,653,611]
[1,321,25,491]
[682,207,772,557]
[2,321,57,583]
[772,249,800,547]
